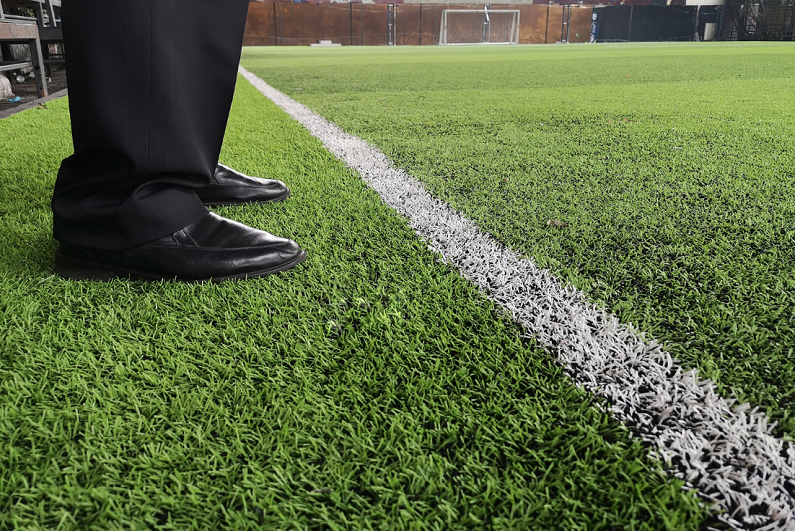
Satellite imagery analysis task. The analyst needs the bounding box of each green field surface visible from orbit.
[241,42,795,439]
[0,78,708,528]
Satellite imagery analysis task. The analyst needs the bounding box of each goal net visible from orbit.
[439,9,520,45]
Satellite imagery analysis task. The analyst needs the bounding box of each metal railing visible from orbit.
[0,0,60,26]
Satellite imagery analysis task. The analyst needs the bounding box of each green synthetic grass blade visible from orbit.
[241,42,795,439]
[0,76,708,529]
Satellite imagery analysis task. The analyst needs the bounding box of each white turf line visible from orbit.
[239,66,795,531]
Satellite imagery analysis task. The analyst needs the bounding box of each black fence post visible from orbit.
[273,2,278,46]
[790,2,795,40]
[419,4,423,45]
[544,4,550,43]
[628,5,633,41]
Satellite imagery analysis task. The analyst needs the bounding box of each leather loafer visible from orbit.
[195,164,291,206]
[55,212,307,282]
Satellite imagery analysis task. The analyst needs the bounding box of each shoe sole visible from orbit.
[55,249,307,283]
[200,189,291,207]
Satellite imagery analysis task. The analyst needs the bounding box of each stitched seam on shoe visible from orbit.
[143,244,280,251]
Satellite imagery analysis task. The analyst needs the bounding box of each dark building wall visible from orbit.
[594,5,697,42]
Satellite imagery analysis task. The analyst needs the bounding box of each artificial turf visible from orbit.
[0,77,709,528]
[241,42,795,438]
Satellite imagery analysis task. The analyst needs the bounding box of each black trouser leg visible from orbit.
[52,0,250,250]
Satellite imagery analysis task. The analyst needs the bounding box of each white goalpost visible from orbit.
[439,9,520,45]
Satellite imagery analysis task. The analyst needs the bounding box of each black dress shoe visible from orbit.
[55,212,306,282]
[195,164,290,206]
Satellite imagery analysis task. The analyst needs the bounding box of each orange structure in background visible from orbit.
[243,1,595,46]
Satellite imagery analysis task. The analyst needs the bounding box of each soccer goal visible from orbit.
[439,9,520,45]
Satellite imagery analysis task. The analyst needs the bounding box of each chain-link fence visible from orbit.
[244,2,787,47]
[720,1,794,40]
[244,3,595,46]
[245,3,390,46]
[591,3,794,42]
[593,6,699,42]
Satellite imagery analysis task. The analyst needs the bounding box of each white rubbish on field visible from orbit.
[239,65,795,531]
[0,74,15,100]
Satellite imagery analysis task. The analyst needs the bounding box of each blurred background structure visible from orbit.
[0,0,792,114]
[1,0,64,106]
[1,0,63,69]
[242,0,794,46]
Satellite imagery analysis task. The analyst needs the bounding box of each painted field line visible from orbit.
[239,66,795,531]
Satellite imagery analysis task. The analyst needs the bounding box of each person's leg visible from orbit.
[53,0,249,250]
[52,0,306,281]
